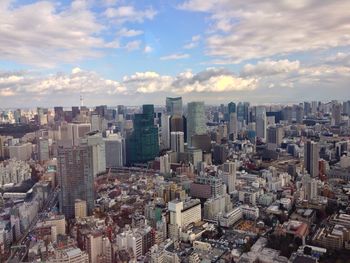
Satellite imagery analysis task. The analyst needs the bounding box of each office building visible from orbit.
[229,112,238,140]
[302,174,318,201]
[170,132,184,153]
[255,106,267,140]
[75,199,87,219]
[267,125,284,151]
[221,161,236,193]
[168,199,201,229]
[126,105,159,165]
[104,134,126,167]
[166,97,183,116]
[38,138,50,162]
[160,114,170,150]
[57,141,95,219]
[304,140,319,177]
[187,102,206,146]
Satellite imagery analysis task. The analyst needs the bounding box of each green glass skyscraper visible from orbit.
[126,104,159,165]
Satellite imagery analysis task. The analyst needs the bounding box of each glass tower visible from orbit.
[126,104,159,165]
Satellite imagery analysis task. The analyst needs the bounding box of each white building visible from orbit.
[104,134,126,167]
[170,132,184,153]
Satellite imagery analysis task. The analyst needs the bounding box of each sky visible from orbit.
[0,0,350,107]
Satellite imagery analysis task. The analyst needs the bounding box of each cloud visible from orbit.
[104,5,156,23]
[325,52,350,67]
[124,40,141,51]
[241,59,300,77]
[117,28,143,37]
[0,1,155,67]
[1,61,350,107]
[179,0,350,63]
[144,45,153,53]
[122,68,256,94]
[160,53,190,60]
[183,34,201,49]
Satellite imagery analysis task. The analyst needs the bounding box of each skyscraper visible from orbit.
[187,102,206,146]
[126,105,159,165]
[304,140,319,178]
[228,112,238,140]
[228,102,236,114]
[57,141,95,218]
[255,106,267,141]
[166,97,183,116]
[104,134,126,167]
[267,125,284,151]
[170,131,184,153]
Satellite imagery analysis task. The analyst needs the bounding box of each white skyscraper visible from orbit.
[170,131,184,153]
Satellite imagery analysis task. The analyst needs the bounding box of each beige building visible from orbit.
[75,199,87,219]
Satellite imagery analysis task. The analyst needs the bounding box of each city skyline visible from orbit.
[0,0,350,107]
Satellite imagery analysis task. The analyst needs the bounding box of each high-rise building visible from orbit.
[302,174,318,201]
[81,132,106,177]
[228,102,236,114]
[237,102,249,125]
[228,112,238,140]
[332,103,342,126]
[304,140,319,178]
[104,134,126,167]
[160,114,170,150]
[187,102,206,146]
[38,138,50,162]
[170,131,184,153]
[126,105,159,165]
[54,107,64,122]
[267,125,284,151]
[221,161,236,193]
[255,106,267,140]
[57,141,95,219]
[166,97,183,116]
[74,199,87,219]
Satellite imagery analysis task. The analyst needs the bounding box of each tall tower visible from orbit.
[255,106,267,141]
[126,105,159,165]
[304,140,319,178]
[170,131,184,153]
[166,97,183,116]
[57,142,95,218]
[187,102,206,146]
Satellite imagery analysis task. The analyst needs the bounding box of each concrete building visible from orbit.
[8,143,32,161]
[104,134,126,167]
[170,132,184,153]
[75,199,87,219]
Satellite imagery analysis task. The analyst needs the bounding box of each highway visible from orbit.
[6,186,60,263]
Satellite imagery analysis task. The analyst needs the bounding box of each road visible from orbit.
[6,186,60,263]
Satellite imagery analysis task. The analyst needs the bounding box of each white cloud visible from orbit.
[0,1,155,67]
[144,45,153,53]
[183,34,201,49]
[117,28,143,37]
[160,53,190,60]
[104,5,156,23]
[179,0,350,63]
[124,40,141,51]
[241,60,300,77]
